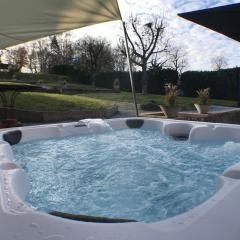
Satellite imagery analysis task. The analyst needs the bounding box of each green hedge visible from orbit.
[95,72,142,92]
[17,73,70,82]
[181,68,240,100]
[52,65,75,76]
[52,64,178,93]
[50,64,179,93]
[0,71,11,79]
[147,69,178,94]
[1,66,239,101]
[0,71,70,83]
[76,70,178,93]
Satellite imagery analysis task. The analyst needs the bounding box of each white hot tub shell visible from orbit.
[0,118,240,240]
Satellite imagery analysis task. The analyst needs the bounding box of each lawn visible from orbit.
[0,81,110,112]
[81,92,238,108]
[0,80,106,90]
[4,92,110,112]
[0,80,237,112]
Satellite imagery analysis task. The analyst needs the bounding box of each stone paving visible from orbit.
[113,103,240,125]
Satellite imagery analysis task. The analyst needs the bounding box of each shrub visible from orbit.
[181,68,240,100]
[164,83,180,106]
[197,88,210,105]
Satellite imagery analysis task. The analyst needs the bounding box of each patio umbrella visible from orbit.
[178,3,240,105]
[0,0,138,116]
[178,3,240,42]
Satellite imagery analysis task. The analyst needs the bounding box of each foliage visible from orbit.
[1,63,240,102]
[164,83,180,106]
[197,88,210,105]
[16,72,70,83]
[181,68,240,100]
[0,72,71,84]
[75,69,177,93]
[0,72,10,79]
[52,65,75,76]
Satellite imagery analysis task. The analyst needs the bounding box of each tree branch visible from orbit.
[123,22,142,59]
[131,20,145,54]
[145,26,155,53]
[146,27,162,60]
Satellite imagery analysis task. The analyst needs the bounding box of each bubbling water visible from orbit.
[12,129,240,223]
[77,119,113,132]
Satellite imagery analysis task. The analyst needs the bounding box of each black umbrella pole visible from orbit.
[122,21,139,117]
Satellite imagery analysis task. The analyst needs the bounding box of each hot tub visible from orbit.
[1,118,240,240]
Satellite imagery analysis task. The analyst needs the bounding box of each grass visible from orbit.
[2,92,110,112]
[0,79,237,112]
[0,81,32,86]
[0,81,110,112]
[0,80,106,90]
[81,92,237,108]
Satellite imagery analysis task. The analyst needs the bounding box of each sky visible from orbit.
[70,0,240,71]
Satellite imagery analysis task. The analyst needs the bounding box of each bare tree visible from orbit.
[0,50,4,63]
[28,45,39,73]
[6,47,28,72]
[48,35,61,70]
[27,34,74,73]
[113,46,127,72]
[59,34,74,65]
[75,36,115,87]
[211,55,228,71]
[150,53,169,71]
[168,46,188,84]
[45,34,74,72]
[120,15,169,94]
[35,40,51,73]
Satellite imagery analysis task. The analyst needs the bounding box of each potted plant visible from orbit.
[194,88,210,114]
[160,83,180,118]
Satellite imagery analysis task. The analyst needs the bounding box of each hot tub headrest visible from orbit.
[126,119,144,129]
[3,130,22,145]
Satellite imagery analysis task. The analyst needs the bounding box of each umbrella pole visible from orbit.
[238,76,240,107]
[122,21,139,117]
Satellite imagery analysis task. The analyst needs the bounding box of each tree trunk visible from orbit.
[141,66,148,94]
[91,72,97,89]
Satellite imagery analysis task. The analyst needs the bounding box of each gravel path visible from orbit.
[112,103,138,118]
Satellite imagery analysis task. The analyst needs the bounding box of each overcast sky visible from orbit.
[71,0,240,71]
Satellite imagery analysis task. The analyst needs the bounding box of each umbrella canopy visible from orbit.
[0,0,139,117]
[178,3,240,42]
[0,0,121,49]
